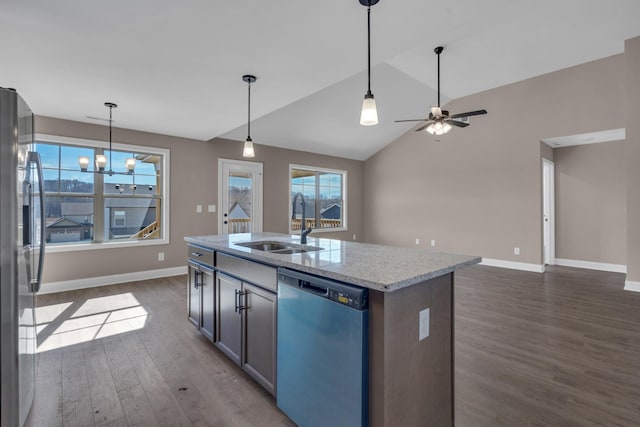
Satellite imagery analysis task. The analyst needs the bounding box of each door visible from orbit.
[218,158,263,235]
[187,262,201,328]
[542,159,555,266]
[200,266,215,342]
[215,273,242,365]
[243,283,276,395]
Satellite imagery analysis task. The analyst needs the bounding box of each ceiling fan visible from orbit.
[395,46,487,135]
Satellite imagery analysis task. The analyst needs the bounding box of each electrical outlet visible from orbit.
[514,247,520,255]
[419,308,430,341]
[208,204,216,213]
[431,239,436,247]
[415,238,420,245]
[158,252,165,261]
[196,205,203,213]
[353,234,357,241]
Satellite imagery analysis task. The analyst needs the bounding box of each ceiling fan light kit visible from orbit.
[242,74,256,158]
[394,45,487,137]
[359,0,380,126]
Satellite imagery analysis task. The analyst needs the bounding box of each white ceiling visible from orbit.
[1,0,639,160]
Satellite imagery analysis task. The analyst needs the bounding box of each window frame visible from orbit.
[288,164,348,234]
[35,133,170,253]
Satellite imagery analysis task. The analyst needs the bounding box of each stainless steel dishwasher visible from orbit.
[277,268,368,427]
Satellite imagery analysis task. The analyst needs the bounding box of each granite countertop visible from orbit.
[185,232,481,292]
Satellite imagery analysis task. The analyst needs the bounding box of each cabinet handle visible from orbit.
[235,289,249,312]
[194,271,201,289]
[238,290,249,312]
[191,252,203,257]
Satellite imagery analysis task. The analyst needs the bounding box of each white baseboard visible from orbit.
[554,258,627,274]
[39,266,187,295]
[480,258,545,273]
[625,280,640,292]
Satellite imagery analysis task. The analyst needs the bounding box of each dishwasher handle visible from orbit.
[299,280,329,297]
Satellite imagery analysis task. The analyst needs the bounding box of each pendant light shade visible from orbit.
[242,74,257,158]
[243,137,255,158]
[359,0,380,126]
[360,93,378,126]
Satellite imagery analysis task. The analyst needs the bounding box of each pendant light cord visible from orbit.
[247,80,251,139]
[367,1,372,95]
[108,104,113,170]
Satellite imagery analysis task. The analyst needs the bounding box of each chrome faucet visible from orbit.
[292,192,312,244]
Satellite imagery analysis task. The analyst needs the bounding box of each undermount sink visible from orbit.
[235,240,323,254]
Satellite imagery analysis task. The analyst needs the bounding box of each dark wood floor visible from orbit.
[28,265,640,426]
[455,265,640,426]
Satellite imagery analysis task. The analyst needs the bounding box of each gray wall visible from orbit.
[555,141,626,265]
[208,137,364,242]
[364,54,624,265]
[626,36,640,282]
[37,118,364,284]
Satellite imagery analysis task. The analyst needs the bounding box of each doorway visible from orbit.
[218,158,263,235]
[542,159,555,266]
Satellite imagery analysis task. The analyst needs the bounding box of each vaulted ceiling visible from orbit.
[2,0,639,160]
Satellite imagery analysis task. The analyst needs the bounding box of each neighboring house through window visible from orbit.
[35,134,169,250]
[289,165,347,233]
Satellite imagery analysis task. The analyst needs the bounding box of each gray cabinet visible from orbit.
[187,244,216,342]
[188,261,215,342]
[243,282,277,395]
[199,266,215,341]
[187,262,201,328]
[215,272,242,365]
[215,255,277,396]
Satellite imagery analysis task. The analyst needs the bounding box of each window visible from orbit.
[35,134,169,250]
[289,165,347,233]
[113,211,126,227]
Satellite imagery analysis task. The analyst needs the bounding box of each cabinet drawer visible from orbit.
[188,244,215,267]
[217,252,277,292]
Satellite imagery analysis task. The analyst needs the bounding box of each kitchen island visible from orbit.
[185,232,480,427]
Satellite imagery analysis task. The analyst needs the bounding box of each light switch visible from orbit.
[419,308,430,341]
[208,204,216,213]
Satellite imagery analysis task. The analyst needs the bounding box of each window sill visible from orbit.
[45,238,169,254]
[288,227,347,234]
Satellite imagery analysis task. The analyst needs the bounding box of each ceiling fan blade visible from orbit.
[431,106,442,117]
[445,119,469,128]
[414,122,434,132]
[394,119,429,123]
[449,109,487,119]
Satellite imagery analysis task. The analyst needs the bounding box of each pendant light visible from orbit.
[242,74,256,158]
[359,0,380,126]
[78,102,136,175]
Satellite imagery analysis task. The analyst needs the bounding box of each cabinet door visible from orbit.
[216,273,242,365]
[243,282,277,395]
[200,266,215,342]
[187,263,201,328]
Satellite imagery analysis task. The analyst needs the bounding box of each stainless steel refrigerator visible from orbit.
[1,87,44,427]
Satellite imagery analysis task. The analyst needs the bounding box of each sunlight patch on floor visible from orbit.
[36,293,148,352]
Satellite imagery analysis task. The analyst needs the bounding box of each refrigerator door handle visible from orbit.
[28,151,45,292]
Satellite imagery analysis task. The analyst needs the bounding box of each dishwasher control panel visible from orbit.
[278,268,369,311]
[328,286,368,310]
